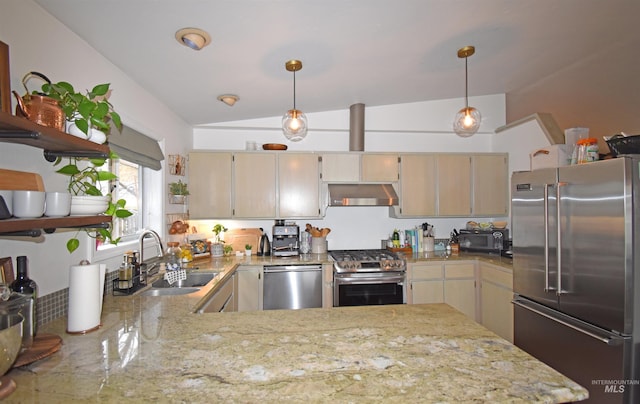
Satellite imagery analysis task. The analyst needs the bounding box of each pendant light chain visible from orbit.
[464,56,469,110]
[293,69,297,110]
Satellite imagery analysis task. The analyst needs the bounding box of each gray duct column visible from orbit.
[349,103,365,151]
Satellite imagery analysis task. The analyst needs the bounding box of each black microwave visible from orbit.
[458,229,509,253]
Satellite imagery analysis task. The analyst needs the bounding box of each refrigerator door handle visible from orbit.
[513,298,624,346]
[556,181,568,296]
[543,183,554,292]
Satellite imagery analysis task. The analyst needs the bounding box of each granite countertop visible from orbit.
[5,252,584,402]
[7,302,587,403]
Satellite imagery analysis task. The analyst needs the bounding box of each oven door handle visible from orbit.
[335,275,405,284]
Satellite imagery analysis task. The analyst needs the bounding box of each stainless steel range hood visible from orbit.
[328,184,399,206]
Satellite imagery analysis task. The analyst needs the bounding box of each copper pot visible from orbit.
[12,72,65,131]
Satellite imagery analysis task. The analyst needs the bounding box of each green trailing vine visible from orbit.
[54,150,132,253]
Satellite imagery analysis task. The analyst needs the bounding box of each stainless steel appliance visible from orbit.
[263,264,322,310]
[271,222,299,257]
[511,157,640,404]
[329,249,406,307]
[458,228,509,253]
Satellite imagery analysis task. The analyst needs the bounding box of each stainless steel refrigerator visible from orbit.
[511,156,639,404]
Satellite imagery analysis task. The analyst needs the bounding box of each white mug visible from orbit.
[12,190,46,218]
[45,191,72,217]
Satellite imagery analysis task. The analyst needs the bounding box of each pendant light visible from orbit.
[282,60,308,142]
[453,46,481,137]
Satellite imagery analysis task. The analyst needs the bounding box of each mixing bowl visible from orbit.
[0,314,24,376]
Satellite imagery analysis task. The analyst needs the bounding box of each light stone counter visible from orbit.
[6,252,582,402]
[8,300,586,402]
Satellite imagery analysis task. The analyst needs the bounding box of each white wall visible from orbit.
[188,94,507,250]
[0,0,191,295]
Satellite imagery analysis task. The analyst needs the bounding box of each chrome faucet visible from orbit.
[139,229,165,280]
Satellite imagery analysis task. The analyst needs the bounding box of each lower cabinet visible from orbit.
[479,262,514,342]
[408,263,444,304]
[236,265,263,312]
[322,264,334,308]
[444,262,477,321]
[408,261,478,322]
[200,274,236,313]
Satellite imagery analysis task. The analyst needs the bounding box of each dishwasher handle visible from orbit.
[263,265,322,273]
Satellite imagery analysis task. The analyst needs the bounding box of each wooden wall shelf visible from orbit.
[0,111,113,236]
[0,111,109,160]
[0,215,112,236]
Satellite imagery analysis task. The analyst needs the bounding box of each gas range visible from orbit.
[329,249,406,273]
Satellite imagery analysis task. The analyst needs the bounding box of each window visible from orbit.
[111,158,142,241]
[96,157,142,251]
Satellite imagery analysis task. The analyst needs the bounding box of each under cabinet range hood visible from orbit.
[328,184,399,206]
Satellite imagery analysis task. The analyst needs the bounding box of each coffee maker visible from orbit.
[272,220,299,257]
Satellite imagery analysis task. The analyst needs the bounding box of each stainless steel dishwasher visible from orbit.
[263,264,322,310]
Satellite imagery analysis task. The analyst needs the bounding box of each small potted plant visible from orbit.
[39,80,122,143]
[211,224,228,257]
[245,244,253,256]
[168,180,189,204]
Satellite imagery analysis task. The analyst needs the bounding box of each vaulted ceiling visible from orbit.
[35,0,640,138]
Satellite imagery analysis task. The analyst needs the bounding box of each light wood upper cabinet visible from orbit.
[437,154,472,216]
[321,153,359,182]
[278,153,321,218]
[233,153,277,218]
[189,152,233,218]
[391,154,436,217]
[361,154,399,182]
[472,154,509,216]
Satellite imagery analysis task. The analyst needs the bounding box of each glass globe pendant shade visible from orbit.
[282,109,308,142]
[453,106,481,137]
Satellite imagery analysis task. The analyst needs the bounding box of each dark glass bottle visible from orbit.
[11,255,38,335]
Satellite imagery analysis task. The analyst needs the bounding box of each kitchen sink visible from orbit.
[150,272,216,288]
[141,287,201,296]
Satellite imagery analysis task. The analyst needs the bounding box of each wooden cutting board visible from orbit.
[224,228,263,253]
[0,168,45,191]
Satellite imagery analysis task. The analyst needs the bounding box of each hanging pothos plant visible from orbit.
[54,150,132,253]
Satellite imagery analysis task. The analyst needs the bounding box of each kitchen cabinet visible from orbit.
[437,155,472,216]
[390,154,437,217]
[236,265,263,312]
[200,273,236,313]
[444,262,477,321]
[278,153,321,218]
[0,111,112,235]
[322,264,333,308]
[407,262,444,304]
[233,153,277,218]
[320,153,359,182]
[409,261,477,321]
[472,154,509,216]
[321,153,398,182]
[361,154,399,182]
[479,262,513,342]
[188,152,233,218]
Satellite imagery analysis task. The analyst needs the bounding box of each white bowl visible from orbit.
[72,195,110,202]
[70,204,107,215]
[12,190,46,218]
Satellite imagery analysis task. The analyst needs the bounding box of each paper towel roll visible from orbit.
[67,263,105,334]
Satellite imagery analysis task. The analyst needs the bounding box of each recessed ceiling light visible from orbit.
[175,28,211,51]
[217,94,239,106]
